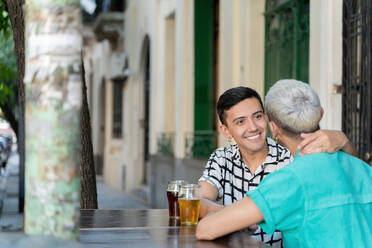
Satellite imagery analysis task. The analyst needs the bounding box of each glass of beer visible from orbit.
[167,180,187,219]
[178,184,202,226]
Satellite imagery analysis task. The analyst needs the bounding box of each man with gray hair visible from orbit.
[196,79,372,247]
[265,79,322,135]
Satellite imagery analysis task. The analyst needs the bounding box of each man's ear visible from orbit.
[219,124,232,139]
[268,121,278,138]
[319,107,324,121]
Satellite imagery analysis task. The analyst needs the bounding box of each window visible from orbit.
[112,80,123,138]
[264,0,310,94]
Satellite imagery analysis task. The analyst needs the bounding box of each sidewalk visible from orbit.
[0,151,22,232]
[97,176,148,209]
[0,150,148,232]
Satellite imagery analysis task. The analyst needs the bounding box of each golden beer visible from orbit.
[178,199,201,225]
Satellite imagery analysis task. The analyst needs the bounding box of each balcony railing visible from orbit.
[82,0,126,23]
[157,132,174,157]
[185,130,216,159]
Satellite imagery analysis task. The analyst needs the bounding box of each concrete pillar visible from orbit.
[24,0,82,240]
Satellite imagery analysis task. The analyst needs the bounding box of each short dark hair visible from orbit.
[217,86,264,125]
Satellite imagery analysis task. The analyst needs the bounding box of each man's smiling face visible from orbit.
[221,97,268,155]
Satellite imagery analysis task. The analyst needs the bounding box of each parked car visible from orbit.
[0,135,11,169]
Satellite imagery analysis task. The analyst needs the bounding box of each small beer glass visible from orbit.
[167,180,187,219]
[178,184,202,226]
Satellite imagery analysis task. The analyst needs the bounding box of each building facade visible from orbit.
[83,0,371,207]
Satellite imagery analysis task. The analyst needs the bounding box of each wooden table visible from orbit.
[80,209,268,248]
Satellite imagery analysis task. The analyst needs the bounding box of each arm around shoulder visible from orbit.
[299,130,357,157]
[341,138,357,157]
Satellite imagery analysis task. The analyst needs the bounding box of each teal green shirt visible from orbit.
[247,151,372,248]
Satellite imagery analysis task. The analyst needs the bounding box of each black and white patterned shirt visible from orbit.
[199,137,292,247]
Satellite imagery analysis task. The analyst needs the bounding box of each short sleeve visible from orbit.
[198,151,224,199]
[247,168,305,234]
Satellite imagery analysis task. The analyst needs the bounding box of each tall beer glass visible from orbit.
[178,184,202,225]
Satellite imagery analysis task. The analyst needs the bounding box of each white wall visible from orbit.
[86,41,111,157]
[310,0,343,130]
[123,0,158,191]
[217,0,265,147]
[157,2,176,136]
[174,0,194,158]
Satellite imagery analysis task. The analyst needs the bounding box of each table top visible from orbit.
[80,209,268,248]
[80,209,171,229]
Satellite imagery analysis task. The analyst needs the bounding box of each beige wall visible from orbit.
[84,38,127,191]
[103,78,125,190]
[85,0,344,196]
[156,2,176,135]
[310,0,343,130]
[174,0,194,158]
[123,0,157,192]
[84,40,111,158]
[118,0,267,191]
[121,0,195,194]
[217,0,265,147]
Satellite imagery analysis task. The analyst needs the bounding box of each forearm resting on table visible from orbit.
[196,197,264,241]
[199,198,224,219]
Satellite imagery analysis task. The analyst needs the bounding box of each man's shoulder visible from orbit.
[211,145,238,158]
[295,151,368,169]
[294,151,342,164]
[206,145,239,169]
[286,151,341,176]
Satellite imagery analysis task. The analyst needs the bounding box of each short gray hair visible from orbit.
[264,79,321,135]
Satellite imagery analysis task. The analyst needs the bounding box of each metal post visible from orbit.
[18,88,25,213]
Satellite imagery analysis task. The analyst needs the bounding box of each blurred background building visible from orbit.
[81,0,372,208]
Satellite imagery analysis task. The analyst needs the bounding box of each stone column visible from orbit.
[24,0,82,240]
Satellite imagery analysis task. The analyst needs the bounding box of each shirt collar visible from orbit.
[294,150,301,160]
[230,144,243,167]
[233,138,277,173]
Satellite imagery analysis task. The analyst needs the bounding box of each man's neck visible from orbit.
[240,144,269,174]
[280,136,301,157]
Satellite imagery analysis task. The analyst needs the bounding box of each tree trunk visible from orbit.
[24,0,82,240]
[3,0,26,213]
[80,59,98,209]
[3,0,25,93]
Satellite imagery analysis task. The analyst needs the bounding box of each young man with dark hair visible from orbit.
[217,86,264,126]
[196,80,371,247]
[198,86,356,247]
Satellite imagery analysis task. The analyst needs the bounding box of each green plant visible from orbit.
[0,1,16,106]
